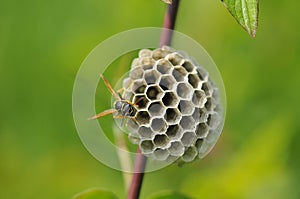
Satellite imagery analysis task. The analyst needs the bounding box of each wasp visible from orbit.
[89,74,140,121]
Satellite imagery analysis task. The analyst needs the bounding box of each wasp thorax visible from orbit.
[122,46,223,164]
[114,101,136,117]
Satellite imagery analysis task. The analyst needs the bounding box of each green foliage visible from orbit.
[0,0,299,199]
[182,115,292,198]
[73,188,118,199]
[221,0,259,37]
[147,190,194,199]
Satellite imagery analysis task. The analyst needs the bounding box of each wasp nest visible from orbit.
[122,46,223,163]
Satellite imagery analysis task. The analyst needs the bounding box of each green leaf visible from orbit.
[147,190,194,199]
[221,0,259,37]
[72,188,118,199]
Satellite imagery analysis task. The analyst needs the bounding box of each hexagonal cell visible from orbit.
[138,49,152,57]
[179,116,195,131]
[132,80,147,94]
[156,60,173,74]
[153,148,169,161]
[195,138,204,150]
[133,95,149,109]
[207,112,221,129]
[196,67,209,81]
[178,100,194,115]
[140,140,154,154]
[152,49,169,60]
[129,66,144,80]
[188,73,201,88]
[192,90,206,108]
[153,134,170,148]
[181,131,197,147]
[172,66,187,82]
[177,82,193,99]
[142,64,154,71]
[162,92,179,107]
[151,118,167,132]
[166,124,183,140]
[165,108,181,124]
[146,85,163,100]
[196,122,209,138]
[148,102,165,117]
[159,75,176,91]
[138,126,154,139]
[182,60,195,73]
[144,70,160,85]
[166,52,185,66]
[139,57,155,67]
[192,107,200,122]
[201,82,213,97]
[136,111,150,125]
[168,141,184,156]
[182,146,198,162]
[204,97,213,111]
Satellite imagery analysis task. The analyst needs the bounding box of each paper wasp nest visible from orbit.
[122,46,223,163]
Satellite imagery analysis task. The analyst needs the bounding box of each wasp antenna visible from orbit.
[100,74,121,100]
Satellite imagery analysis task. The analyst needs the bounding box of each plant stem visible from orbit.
[127,148,147,199]
[127,1,180,199]
[160,0,180,47]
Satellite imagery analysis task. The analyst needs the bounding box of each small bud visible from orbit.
[161,0,172,4]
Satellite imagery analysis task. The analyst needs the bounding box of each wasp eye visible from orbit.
[114,101,122,110]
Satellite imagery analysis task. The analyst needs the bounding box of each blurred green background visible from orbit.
[1,0,300,198]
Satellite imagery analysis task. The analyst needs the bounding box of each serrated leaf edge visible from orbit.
[222,0,259,37]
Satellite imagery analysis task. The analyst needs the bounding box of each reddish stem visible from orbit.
[127,148,147,199]
[127,1,180,199]
[159,0,180,47]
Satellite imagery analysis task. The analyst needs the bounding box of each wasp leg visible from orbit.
[130,117,137,123]
[88,109,116,120]
[113,115,137,126]
[113,115,126,119]
[113,115,127,126]
[133,97,145,107]
[120,97,145,108]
